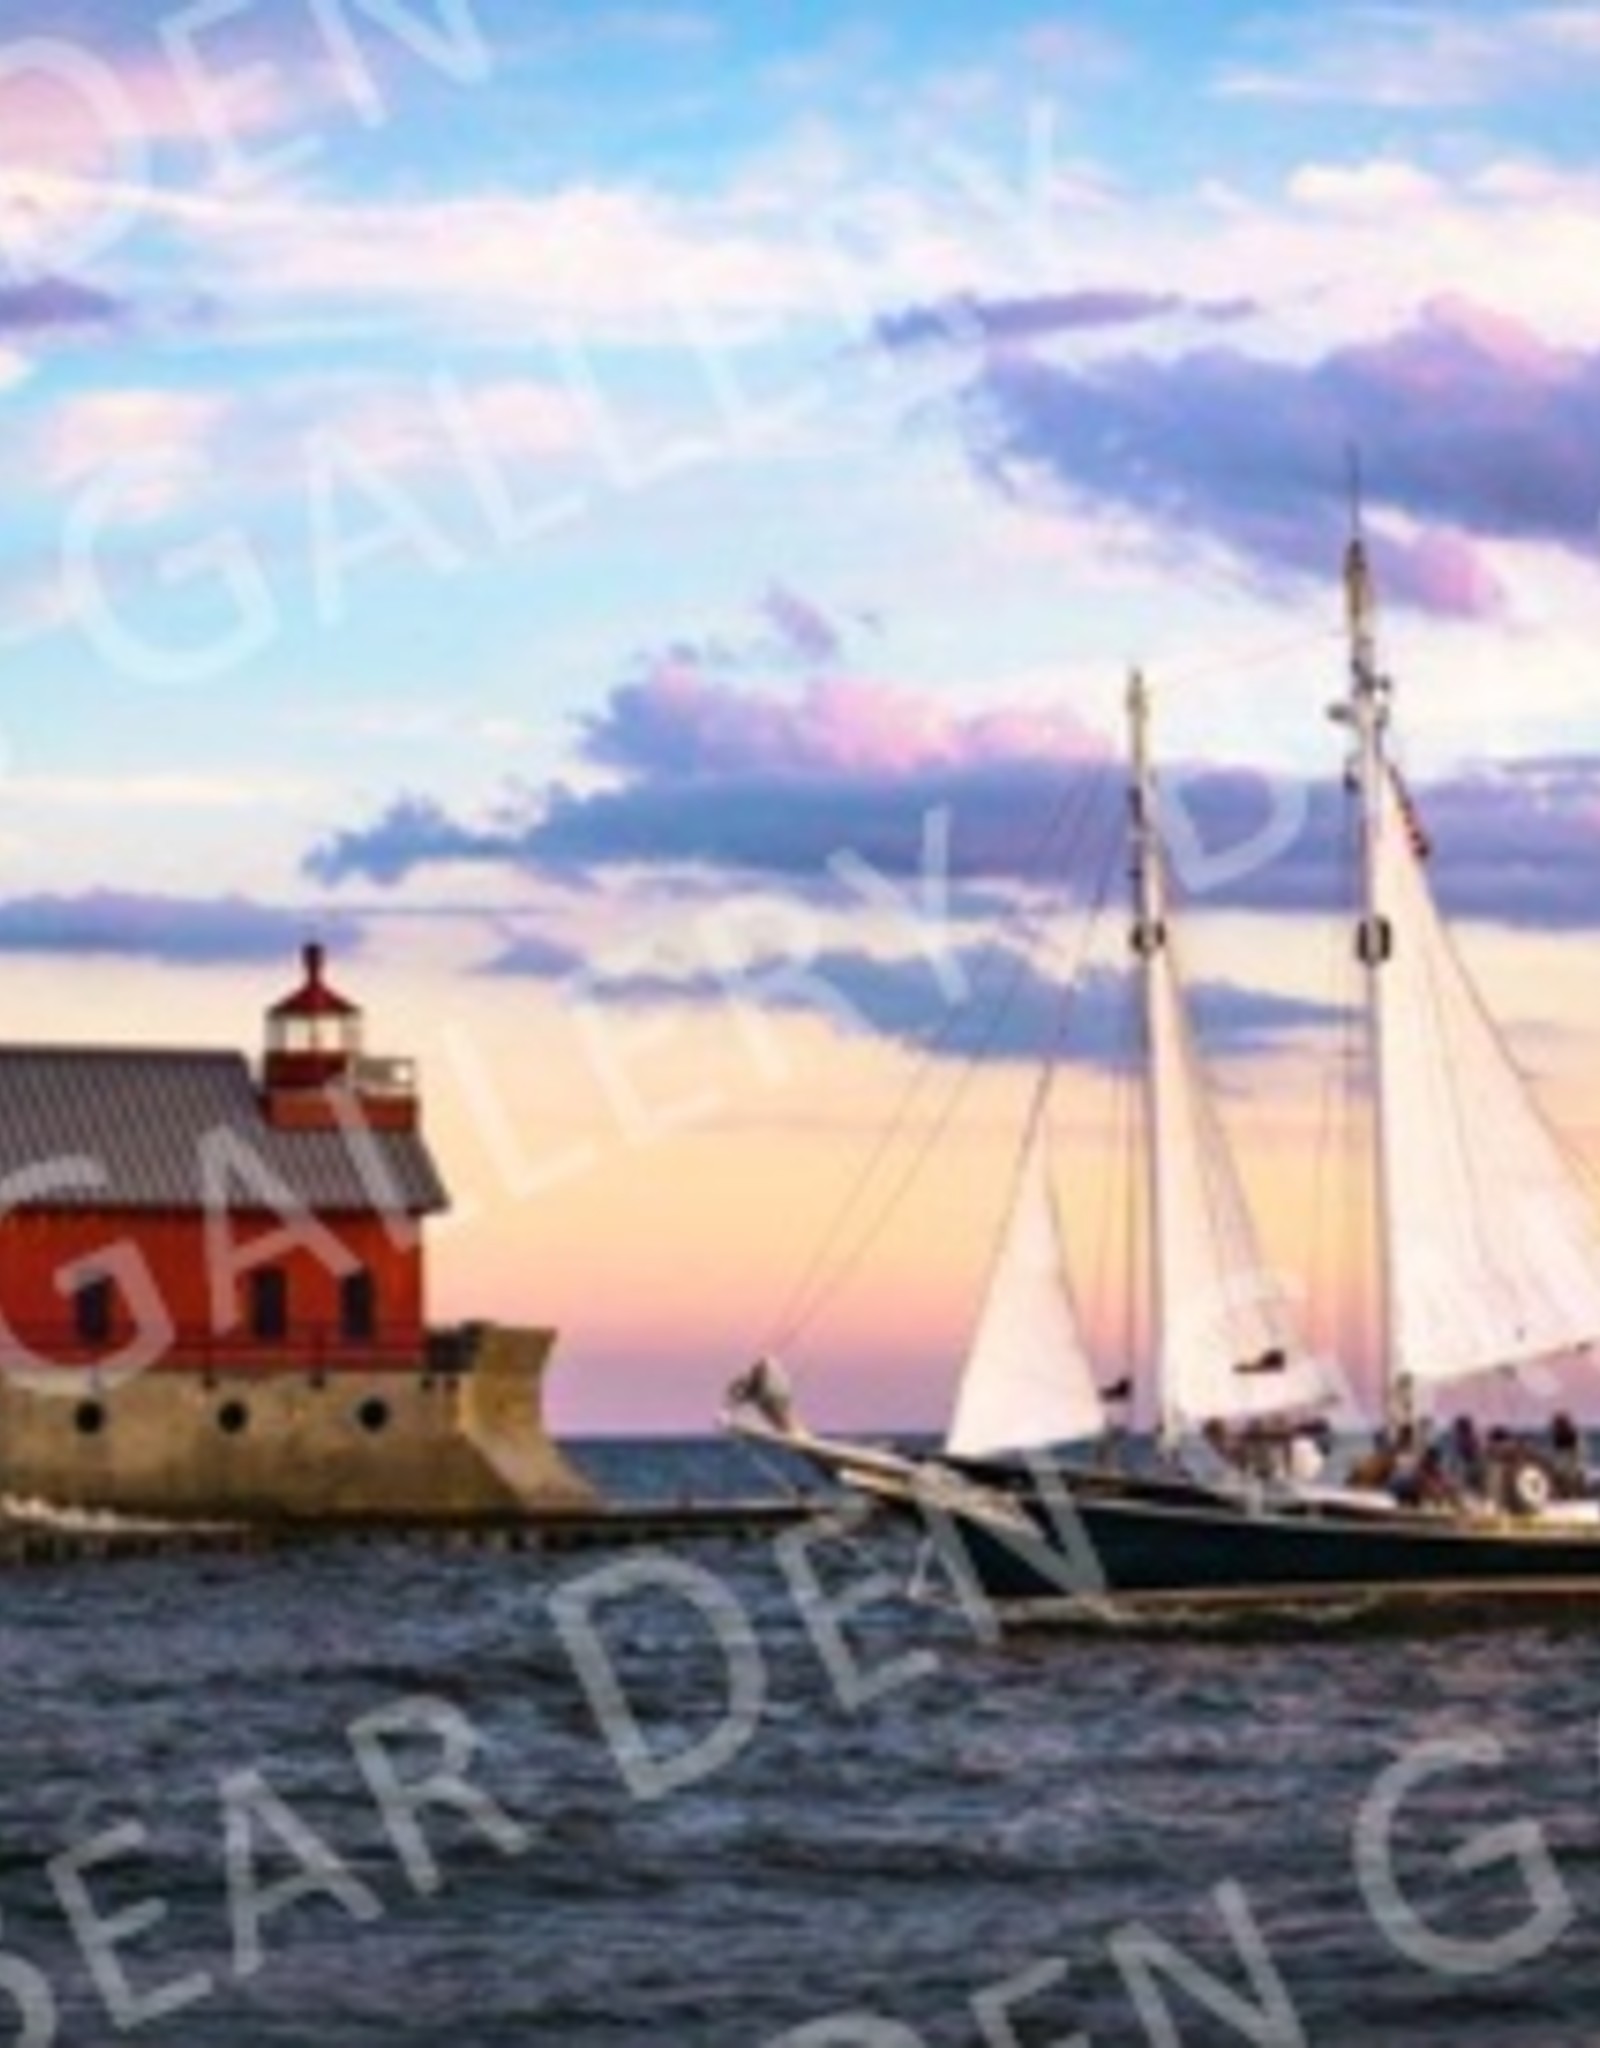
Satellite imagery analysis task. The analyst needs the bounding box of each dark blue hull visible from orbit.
[918,1465,1600,1621]
[739,1423,1600,1623]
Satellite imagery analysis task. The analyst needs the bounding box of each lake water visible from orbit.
[1,1437,1598,2046]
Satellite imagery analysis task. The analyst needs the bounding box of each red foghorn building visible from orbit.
[0,944,443,1374]
[0,946,594,1521]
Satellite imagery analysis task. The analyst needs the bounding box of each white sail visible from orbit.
[1367,763,1600,1393]
[1141,842,1329,1439]
[944,1093,1105,1458]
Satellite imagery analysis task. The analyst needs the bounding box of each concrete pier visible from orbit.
[0,1497,829,1568]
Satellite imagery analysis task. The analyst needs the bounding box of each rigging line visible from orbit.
[762,761,1114,1351]
[782,773,1127,1355]
[1106,957,1140,1399]
[1315,772,1365,1392]
[1302,774,1343,1318]
[762,622,1352,1359]
[1342,739,1385,1402]
[1382,753,1547,1362]
[1082,942,1139,1408]
[1429,826,1600,1212]
[1168,912,1262,1288]
[762,755,1117,1354]
[1416,849,1513,1338]
[763,627,1347,1364]
[781,771,1129,1355]
[732,1431,814,1503]
[1126,1018,1145,1420]
[1148,623,1343,697]
[1425,844,1600,1349]
[947,1006,1076,1436]
[1418,810,1600,1328]
[808,794,1131,1366]
[1168,925,1309,1424]
[726,1430,894,1563]
[1155,771,1307,1338]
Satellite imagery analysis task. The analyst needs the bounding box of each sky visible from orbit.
[3,0,1600,1432]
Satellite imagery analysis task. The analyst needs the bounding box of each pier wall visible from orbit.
[0,1325,597,1521]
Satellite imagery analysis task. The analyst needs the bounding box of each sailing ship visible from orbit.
[725,529,1600,1621]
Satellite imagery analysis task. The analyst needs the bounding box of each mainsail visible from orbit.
[1363,756,1600,1397]
[947,676,1327,1464]
[1346,533,1600,1410]
[1142,894,1327,1439]
[944,1086,1106,1459]
[1130,675,1328,1445]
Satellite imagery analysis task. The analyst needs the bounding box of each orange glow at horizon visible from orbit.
[5,935,1600,1433]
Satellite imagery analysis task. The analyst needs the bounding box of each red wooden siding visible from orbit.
[0,1209,425,1372]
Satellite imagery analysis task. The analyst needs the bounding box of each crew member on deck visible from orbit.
[1348,1430,1396,1490]
[1286,1422,1330,1485]
[1445,1414,1487,1498]
[1550,1412,1585,1497]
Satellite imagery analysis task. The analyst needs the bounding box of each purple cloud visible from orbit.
[874,289,1257,355]
[609,586,861,694]
[481,930,585,978]
[759,581,845,665]
[0,276,124,333]
[311,670,1108,891]
[305,668,1600,936]
[962,297,1600,617]
[481,931,1345,1068]
[306,795,518,889]
[0,891,361,964]
[579,670,1097,783]
[1176,759,1600,932]
[1381,758,1600,931]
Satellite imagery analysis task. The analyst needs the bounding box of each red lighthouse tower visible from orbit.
[263,942,418,1134]
[265,940,364,1090]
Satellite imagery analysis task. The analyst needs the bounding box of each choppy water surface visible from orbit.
[3,1440,1599,2046]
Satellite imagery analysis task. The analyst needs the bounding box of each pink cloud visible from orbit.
[41,388,232,519]
[1415,293,1563,379]
[311,663,1113,892]
[1383,527,1506,618]
[583,667,1103,783]
[0,52,299,179]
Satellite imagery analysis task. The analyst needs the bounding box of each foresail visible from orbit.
[944,1098,1105,1459]
[1144,905,1330,1435]
[1370,766,1600,1390]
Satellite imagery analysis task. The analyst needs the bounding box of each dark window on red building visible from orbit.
[249,1268,289,1342]
[74,1274,113,1347]
[340,1269,377,1344]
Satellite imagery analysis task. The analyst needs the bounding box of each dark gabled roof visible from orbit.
[0,1048,448,1214]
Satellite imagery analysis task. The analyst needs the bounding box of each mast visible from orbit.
[1126,668,1177,1454]
[1127,671,1328,1446]
[1333,498,1600,1413]
[1341,501,1409,1436]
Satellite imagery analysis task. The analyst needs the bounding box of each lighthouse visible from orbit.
[265,938,372,1094]
[0,946,595,1520]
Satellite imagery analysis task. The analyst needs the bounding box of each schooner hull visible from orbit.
[940,1479,1600,1620]
[731,1417,1600,1622]
[731,1413,1600,1629]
